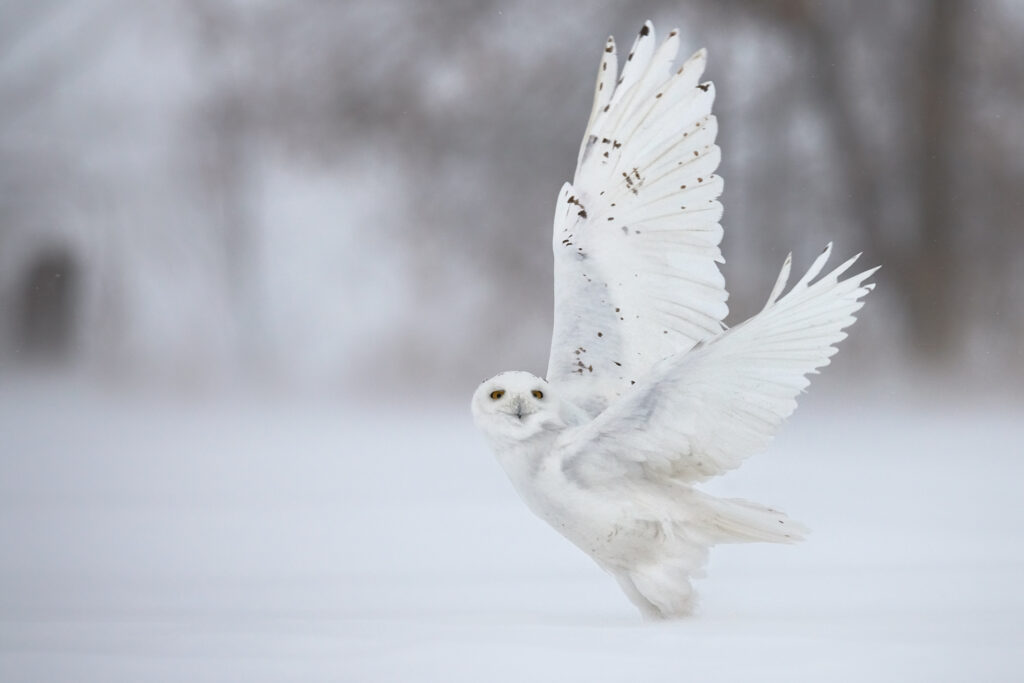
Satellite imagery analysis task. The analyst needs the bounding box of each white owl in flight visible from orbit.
[471,22,876,619]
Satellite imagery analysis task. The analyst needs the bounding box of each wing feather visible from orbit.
[549,24,728,408]
[577,36,618,169]
[555,249,878,484]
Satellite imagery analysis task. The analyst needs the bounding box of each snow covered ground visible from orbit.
[1,378,1022,682]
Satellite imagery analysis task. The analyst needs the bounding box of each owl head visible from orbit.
[471,371,562,442]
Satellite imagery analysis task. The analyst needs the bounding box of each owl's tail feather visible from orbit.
[613,493,805,620]
[691,491,808,544]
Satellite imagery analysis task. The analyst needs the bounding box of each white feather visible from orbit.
[472,23,878,620]
[549,24,728,412]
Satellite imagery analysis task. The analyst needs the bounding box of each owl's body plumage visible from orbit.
[471,22,876,619]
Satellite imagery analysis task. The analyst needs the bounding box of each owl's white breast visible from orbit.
[491,435,660,566]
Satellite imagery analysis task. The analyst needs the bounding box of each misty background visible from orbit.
[2,2,1024,681]
[3,0,1022,396]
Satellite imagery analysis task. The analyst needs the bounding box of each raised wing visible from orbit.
[547,22,728,411]
[556,245,878,484]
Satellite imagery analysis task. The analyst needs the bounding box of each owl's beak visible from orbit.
[507,395,532,421]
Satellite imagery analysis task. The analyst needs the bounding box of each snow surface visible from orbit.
[1,380,1022,682]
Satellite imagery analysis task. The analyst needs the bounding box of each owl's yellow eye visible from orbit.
[489,390,505,400]
[532,390,544,399]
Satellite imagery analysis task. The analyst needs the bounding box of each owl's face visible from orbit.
[471,371,559,441]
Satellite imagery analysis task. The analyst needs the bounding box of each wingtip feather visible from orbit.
[794,242,833,289]
[762,252,793,311]
[831,251,862,279]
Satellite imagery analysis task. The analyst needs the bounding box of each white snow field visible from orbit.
[1,379,1022,682]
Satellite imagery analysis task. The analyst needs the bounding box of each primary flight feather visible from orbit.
[470,21,877,619]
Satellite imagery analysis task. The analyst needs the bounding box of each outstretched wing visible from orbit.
[547,22,728,412]
[556,245,878,484]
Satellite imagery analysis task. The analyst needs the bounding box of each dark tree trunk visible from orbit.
[909,0,962,361]
[18,249,78,361]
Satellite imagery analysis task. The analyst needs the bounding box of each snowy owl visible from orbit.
[470,22,876,619]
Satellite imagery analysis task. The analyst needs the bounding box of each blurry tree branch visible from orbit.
[0,1,118,128]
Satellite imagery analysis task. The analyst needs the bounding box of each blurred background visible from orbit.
[2,0,1022,396]
[2,2,1024,681]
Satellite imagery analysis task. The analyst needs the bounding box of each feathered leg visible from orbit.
[612,570,665,620]
[628,562,698,618]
